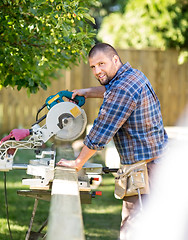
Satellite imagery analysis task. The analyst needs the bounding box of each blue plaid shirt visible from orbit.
[84,62,168,164]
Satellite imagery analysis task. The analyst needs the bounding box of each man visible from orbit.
[57,43,168,239]
[0,42,167,238]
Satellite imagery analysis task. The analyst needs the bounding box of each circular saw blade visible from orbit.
[46,102,87,141]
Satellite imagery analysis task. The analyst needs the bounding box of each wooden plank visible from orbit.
[161,51,170,125]
[65,69,71,90]
[140,49,157,90]
[118,48,131,64]
[71,62,83,90]
[81,61,92,124]
[177,62,188,125]
[2,88,9,133]
[155,50,168,125]
[17,189,92,204]
[47,167,85,240]
[17,190,51,201]
[168,50,179,125]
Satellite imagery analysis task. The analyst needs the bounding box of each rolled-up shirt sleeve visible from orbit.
[84,87,139,150]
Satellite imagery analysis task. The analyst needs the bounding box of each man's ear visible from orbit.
[113,55,119,64]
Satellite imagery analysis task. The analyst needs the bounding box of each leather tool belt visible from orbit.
[114,160,150,199]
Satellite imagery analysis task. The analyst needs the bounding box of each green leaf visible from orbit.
[82,13,95,24]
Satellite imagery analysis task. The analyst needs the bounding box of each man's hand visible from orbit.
[56,145,97,172]
[56,159,83,172]
[72,89,88,99]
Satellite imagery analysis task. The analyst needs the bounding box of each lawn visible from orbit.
[0,148,122,240]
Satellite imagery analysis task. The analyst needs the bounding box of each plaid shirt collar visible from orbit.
[106,62,132,91]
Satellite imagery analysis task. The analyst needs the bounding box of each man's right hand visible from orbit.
[72,89,88,99]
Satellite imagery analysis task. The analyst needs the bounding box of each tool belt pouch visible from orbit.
[114,161,149,199]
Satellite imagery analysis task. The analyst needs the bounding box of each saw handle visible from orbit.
[34,91,85,125]
[36,103,47,121]
[45,91,85,109]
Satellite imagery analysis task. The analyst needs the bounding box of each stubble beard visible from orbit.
[97,75,112,86]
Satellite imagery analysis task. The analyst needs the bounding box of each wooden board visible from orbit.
[46,167,85,240]
[17,189,92,204]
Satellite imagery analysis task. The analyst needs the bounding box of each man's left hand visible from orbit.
[56,159,81,171]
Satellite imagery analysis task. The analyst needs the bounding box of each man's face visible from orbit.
[89,51,119,85]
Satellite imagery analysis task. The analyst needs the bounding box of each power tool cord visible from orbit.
[4,172,13,240]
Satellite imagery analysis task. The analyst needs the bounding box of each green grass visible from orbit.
[0,149,122,240]
[82,175,122,240]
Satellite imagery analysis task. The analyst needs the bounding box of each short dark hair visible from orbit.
[89,43,120,60]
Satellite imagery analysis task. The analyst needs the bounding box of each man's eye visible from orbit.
[99,62,104,66]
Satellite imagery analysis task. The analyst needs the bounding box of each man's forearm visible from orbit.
[85,86,105,98]
[75,145,97,170]
[72,86,105,99]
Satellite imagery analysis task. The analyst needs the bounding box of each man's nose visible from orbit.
[94,66,101,75]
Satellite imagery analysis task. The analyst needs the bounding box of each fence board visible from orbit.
[0,49,188,135]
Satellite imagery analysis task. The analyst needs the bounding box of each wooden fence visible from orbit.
[0,49,188,135]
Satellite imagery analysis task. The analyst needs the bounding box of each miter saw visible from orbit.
[0,90,104,191]
[0,90,107,240]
